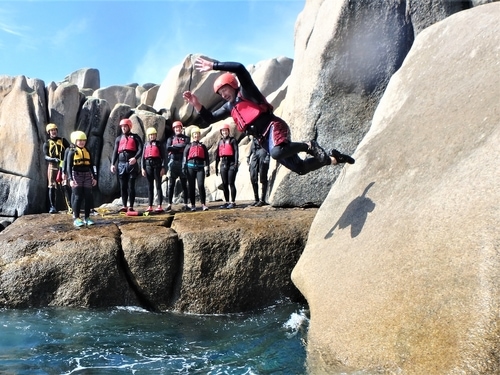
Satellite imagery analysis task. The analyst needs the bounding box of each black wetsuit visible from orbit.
[197,62,328,175]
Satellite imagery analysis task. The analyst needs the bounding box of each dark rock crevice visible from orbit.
[115,235,158,312]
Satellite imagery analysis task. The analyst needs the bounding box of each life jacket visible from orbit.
[48,138,65,159]
[218,138,235,157]
[187,143,206,160]
[73,147,91,166]
[144,141,161,159]
[170,135,188,154]
[230,94,273,132]
[118,135,137,153]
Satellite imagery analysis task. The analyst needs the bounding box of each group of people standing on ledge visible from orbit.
[43,56,354,227]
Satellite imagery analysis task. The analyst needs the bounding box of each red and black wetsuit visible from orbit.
[111,132,144,209]
[165,133,191,205]
[216,136,239,204]
[182,141,210,207]
[197,62,328,175]
[141,140,167,207]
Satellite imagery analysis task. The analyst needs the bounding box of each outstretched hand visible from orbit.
[182,91,202,111]
[194,57,214,72]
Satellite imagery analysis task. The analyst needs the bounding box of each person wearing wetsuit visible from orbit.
[141,127,167,213]
[43,123,71,214]
[247,135,270,207]
[182,126,210,212]
[182,57,354,177]
[215,123,239,209]
[110,118,143,212]
[65,131,97,227]
[165,121,190,211]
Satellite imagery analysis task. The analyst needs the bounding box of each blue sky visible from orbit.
[0,0,304,88]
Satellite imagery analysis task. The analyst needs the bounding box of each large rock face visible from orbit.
[0,205,314,313]
[0,76,48,216]
[272,0,414,207]
[292,4,500,374]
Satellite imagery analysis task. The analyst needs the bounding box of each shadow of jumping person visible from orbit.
[325,182,376,239]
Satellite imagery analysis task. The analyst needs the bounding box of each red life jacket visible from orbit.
[231,94,272,132]
[187,143,206,160]
[172,136,187,146]
[118,135,137,153]
[218,139,235,157]
[170,136,188,155]
[144,141,161,158]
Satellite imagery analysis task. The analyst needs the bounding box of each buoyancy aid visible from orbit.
[170,136,188,154]
[230,94,273,132]
[48,138,65,159]
[218,139,235,157]
[118,135,137,153]
[73,147,91,166]
[144,141,161,159]
[187,143,206,160]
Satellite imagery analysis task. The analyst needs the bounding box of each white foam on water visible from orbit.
[283,309,309,338]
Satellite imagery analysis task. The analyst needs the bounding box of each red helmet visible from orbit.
[119,118,132,127]
[172,120,183,129]
[220,123,231,133]
[213,73,238,94]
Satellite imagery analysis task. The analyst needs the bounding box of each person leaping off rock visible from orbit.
[182,57,354,177]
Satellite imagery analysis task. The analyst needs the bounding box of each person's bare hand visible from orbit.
[182,91,202,111]
[194,57,213,72]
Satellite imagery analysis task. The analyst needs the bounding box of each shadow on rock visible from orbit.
[325,182,376,239]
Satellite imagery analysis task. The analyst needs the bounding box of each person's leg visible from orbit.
[146,166,155,207]
[180,176,189,205]
[249,159,259,203]
[197,169,206,206]
[187,168,197,207]
[275,152,328,175]
[72,186,83,219]
[228,165,237,204]
[258,151,269,202]
[120,173,129,208]
[265,119,332,175]
[220,165,230,203]
[168,173,177,205]
[63,182,72,214]
[48,187,57,213]
[128,174,137,210]
[83,187,93,220]
[153,166,163,207]
[269,141,309,160]
[47,165,58,213]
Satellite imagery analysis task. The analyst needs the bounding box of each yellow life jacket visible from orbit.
[48,138,65,159]
[73,147,91,166]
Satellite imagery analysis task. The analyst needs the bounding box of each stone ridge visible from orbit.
[0,205,316,313]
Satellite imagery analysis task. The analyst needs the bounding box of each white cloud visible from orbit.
[51,18,88,48]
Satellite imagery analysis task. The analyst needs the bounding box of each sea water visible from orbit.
[0,302,309,374]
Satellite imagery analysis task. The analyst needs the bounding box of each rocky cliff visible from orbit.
[0,204,315,314]
[292,3,500,374]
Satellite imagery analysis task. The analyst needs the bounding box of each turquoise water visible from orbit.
[0,302,309,374]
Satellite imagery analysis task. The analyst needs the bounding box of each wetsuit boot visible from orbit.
[255,182,268,207]
[260,181,268,204]
[48,187,57,213]
[251,182,259,206]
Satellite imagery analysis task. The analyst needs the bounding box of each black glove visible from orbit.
[205,166,210,178]
[215,169,219,176]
